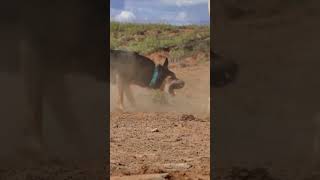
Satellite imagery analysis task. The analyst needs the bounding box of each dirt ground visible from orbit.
[110,62,211,179]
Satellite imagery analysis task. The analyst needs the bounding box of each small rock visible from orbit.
[111,173,169,180]
[151,128,159,132]
[184,158,194,162]
[180,114,196,121]
[118,163,125,166]
[134,154,144,158]
[163,163,192,170]
[110,160,117,164]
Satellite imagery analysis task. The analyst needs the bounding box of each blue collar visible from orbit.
[149,66,159,88]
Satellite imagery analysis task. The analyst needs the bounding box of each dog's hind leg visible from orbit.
[44,72,88,161]
[116,75,125,111]
[124,84,136,108]
[110,69,116,84]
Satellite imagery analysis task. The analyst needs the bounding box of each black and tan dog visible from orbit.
[110,49,185,111]
[1,0,108,166]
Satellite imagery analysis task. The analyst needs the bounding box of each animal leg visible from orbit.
[116,76,125,111]
[124,84,136,108]
[20,40,47,162]
[44,72,87,160]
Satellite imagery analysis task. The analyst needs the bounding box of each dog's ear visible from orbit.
[163,58,169,68]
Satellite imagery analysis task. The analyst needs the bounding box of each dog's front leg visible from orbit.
[116,76,125,111]
[124,84,136,108]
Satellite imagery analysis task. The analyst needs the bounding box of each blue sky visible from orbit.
[110,0,210,25]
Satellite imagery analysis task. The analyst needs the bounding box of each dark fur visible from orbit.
[110,50,179,88]
[2,0,108,165]
[212,51,239,87]
[110,49,184,110]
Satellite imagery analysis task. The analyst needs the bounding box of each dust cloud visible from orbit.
[110,64,210,116]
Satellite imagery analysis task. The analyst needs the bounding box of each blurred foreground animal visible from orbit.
[207,1,239,113]
[207,52,239,113]
[17,0,107,164]
[212,52,238,87]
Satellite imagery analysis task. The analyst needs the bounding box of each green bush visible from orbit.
[110,21,210,62]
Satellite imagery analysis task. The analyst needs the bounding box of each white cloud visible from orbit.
[176,12,188,21]
[160,0,208,6]
[114,10,136,22]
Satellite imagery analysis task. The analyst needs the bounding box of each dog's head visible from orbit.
[155,58,185,96]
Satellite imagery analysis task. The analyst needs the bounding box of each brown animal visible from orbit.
[110,49,185,111]
[15,0,107,165]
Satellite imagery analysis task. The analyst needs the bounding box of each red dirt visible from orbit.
[110,112,210,179]
[146,51,209,69]
[110,63,210,179]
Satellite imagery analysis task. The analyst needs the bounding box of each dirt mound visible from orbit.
[146,51,169,65]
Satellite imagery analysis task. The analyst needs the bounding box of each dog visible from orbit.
[110,49,185,111]
[12,0,108,166]
[20,42,106,163]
